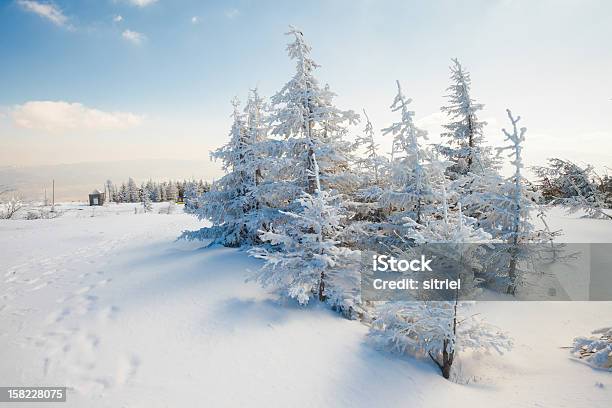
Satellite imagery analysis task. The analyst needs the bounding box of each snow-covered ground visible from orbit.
[0,203,610,407]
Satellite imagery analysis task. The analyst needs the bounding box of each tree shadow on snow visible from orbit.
[100,244,264,309]
[207,297,295,332]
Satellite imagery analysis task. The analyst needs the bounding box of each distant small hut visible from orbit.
[88,189,106,206]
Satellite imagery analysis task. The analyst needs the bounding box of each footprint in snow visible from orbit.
[73,286,92,295]
[116,354,140,386]
[29,282,48,291]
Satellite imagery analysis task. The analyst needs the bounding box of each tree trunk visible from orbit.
[307,146,318,194]
[507,247,518,295]
[442,339,454,379]
[318,271,326,301]
[467,115,474,172]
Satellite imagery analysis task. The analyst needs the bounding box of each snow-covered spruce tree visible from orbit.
[435,58,495,178]
[533,158,611,220]
[127,177,139,203]
[370,194,511,379]
[141,184,153,213]
[355,109,387,188]
[183,181,201,214]
[481,110,554,294]
[183,88,278,247]
[182,180,210,210]
[249,189,360,308]
[117,182,127,203]
[249,148,362,316]
[345,109,390,228]
[181,97,256,246]
[268,26,359,196]
[370,297,511,380]
[166,181,178,203]
[239,87,290,234]
[152,183,162,202]
[379,80,434,226]
[433,59,505,237]
[602,174,612,207]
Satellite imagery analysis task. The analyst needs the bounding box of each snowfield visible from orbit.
[0,203,610,407]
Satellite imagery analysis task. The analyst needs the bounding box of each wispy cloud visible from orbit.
[191,16,200,24]
[224,8,239,19]
[122,29,146,45]
[126,0,158,7]
[12,101,144,133]
[17,0,70,28]
[113,15,123,23]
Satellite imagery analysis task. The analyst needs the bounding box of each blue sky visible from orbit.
[0,0,610,176]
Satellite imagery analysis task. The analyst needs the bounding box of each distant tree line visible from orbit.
[105,178,210,204]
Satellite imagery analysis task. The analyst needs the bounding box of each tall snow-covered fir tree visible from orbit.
[433,59,508,238]
[348,109,389,224]
[268,26,359,195]
[380,81,434,225]
[251,30,365,310]
[435,58,494,178]
[240,88,286,230]
[182,97,258,246]
[248,27,364,310]
[249,148,363,316]
[355,109,386,188]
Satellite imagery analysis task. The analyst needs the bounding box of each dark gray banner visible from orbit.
[361,243,612,301]
[0,387,66,402]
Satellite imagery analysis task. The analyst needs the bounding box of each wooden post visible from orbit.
[51,179,55,212]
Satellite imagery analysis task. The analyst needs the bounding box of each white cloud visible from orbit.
[12,101,144,132]
[191,16,200,24]
[122,29,146,45]
[415,111,445,133]
[224,8,239,19]
[17,0,69,27]
[113,15,123,23]
[126,0,158,7]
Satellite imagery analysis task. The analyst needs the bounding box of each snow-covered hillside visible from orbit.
[1,203,610,407]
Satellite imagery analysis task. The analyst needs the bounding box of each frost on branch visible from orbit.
[0,191,24,219]
[379,80,434,226]
[533,158,611,220]
[435,58,495,178]
[474,110,556,294]
[182,96,266,246]
[370,183,510,380]
[370,301,512,379]
[249,189,362,316]
[571,327,612,370]
[269,26,359,195]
